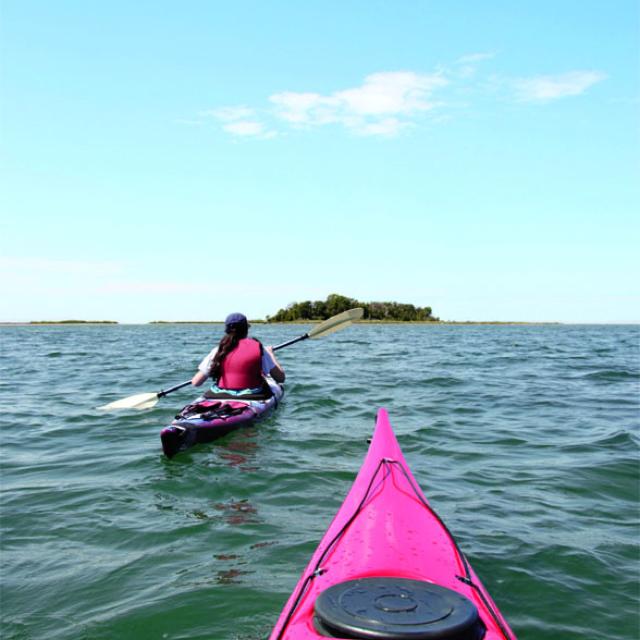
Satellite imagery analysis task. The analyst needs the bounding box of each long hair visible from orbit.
[208,320,249,380]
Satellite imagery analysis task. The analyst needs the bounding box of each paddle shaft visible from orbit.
[158,380,192,397]
[272,334,309,351]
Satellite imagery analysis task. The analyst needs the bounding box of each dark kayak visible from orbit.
[160,377,284,458]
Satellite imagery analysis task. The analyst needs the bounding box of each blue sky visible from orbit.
[1,1,638,323]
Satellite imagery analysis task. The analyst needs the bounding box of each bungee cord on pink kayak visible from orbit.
[270,409,517,640]
[274,457,515,640]
[273,458,399,639]
[392,458,516,640]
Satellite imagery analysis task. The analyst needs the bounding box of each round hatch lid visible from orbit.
[314,577,485,639]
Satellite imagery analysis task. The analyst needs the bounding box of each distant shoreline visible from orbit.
[0,320,568,326]
[2,321,637,327]
[0,321,120,326]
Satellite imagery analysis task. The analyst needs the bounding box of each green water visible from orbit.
[1,324,638,639]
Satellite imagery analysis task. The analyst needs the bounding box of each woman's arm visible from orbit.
[192,371,208,387]
[193,346,217,387]
[265,346,285,383]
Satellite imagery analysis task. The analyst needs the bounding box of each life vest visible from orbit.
[217,338,264,390]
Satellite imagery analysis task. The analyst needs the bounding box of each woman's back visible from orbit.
[217,338,263,390]
[190,312,285,395]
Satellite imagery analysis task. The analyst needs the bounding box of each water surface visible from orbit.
[1,324,638,639]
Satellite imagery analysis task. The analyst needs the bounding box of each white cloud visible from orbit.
[338,71,444,114]
[514,71,606,102]
[199,62,607,140]
[221,120,277,139]
[200,106,277,138]
[223,121,264,136]
[269,71,447,136]
[270,92,328,123]
[355,117,406,137]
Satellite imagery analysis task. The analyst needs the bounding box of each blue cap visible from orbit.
[225,312,248,329]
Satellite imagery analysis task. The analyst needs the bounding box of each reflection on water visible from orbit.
[217,428,260,472]
[213,499,259,526]
[216,568,250,585]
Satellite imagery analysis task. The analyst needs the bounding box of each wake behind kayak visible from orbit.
[270,408,516,640]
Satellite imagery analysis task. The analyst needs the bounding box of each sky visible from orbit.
[1,0,638,323]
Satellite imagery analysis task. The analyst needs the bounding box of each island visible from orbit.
[267,294,438,322]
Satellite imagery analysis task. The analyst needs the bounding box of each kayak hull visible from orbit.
[160,378,284,458]
[270,408,516,640]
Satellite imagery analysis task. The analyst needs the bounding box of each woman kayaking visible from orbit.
[191,312,285,398]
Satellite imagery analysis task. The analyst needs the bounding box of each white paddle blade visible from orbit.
[308,307,364,339]
[97,392,160,411]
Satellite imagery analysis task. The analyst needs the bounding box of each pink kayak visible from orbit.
[270,408,516,640]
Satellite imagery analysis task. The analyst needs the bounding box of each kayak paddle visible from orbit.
[96,307,363,411]
[271,307,364,350]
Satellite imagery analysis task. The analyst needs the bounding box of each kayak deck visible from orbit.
[270,408,516,640]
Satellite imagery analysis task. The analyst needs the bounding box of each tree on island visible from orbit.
[267,294,438,322]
